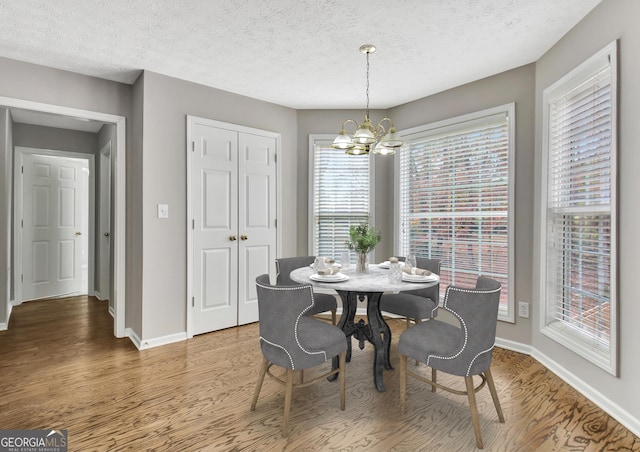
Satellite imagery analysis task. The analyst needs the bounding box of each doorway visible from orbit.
[0,95,126,338]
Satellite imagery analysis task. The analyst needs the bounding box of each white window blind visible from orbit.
[398,106,513,320]
[542,42,617,374]
[310,137,371,258]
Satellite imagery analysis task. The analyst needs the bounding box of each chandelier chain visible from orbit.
[365,51,370,117]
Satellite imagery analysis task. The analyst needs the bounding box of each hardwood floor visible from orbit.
[0,296,638,451]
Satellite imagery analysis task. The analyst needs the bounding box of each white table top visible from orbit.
[290,264,439,293]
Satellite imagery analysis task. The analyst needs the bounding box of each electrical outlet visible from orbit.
[518,301,530,318]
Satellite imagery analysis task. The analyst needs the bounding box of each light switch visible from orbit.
[157,204,169,219]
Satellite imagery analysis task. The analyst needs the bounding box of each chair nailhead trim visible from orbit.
[425,284,500,376]
[466,346,494,376]
[257,281,328,370]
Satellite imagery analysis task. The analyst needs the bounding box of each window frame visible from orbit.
[308,134,375,259]
[394,103,516,322]
[539,40,618,375]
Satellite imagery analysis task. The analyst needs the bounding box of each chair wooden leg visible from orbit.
[399,354,407,413]
[339,351,346,411]
[431,368,437,393]
[250,357,269,411]
[414,318,422,365]
[299,369,304,384]
[283,368,294,436]
[485,368,505,423]
[465,376,484,449]
[331,308,337,325]
[405,317,410,329]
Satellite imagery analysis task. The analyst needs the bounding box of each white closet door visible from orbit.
[237,133,277,325]
[22,154,86,301]
[191,124,239,335]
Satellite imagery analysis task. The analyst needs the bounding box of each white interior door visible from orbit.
[98,143,111,300]
[21,154,88,301]
[191,123,239,335]
[237,133,277,325]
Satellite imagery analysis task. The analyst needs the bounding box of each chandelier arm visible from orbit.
[341,119,359,134]
[377,117,396,130]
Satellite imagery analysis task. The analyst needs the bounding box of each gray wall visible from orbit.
[13,123,98,154]
[137,71,298,341]
[128,72,144,338]
[532,0,640,424]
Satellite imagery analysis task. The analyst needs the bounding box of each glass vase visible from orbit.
[356,251,369,273]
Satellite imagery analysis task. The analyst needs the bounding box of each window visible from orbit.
[397,104,515,321]
[540,41,617,375]
[309,135,373,258]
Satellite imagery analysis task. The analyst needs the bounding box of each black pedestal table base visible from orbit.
[328,290,392,392]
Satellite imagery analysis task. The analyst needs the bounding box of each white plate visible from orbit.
[402,273,438,283]
[309,273,349,282]
[378,261,406,269]
[310,263,341,269]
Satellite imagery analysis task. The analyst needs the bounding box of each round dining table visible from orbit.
[290,264,439,392]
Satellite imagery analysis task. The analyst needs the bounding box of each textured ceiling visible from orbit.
[0,0,601,110]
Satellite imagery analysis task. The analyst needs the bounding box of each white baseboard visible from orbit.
[128,330,188,350]
[1,300,13,330]
[494,337,533,355]
[495,336,640,438]
[531,348,640,438]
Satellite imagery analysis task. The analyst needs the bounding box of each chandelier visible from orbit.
[331,44,403,155]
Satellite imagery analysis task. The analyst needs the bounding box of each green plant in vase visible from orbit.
[345,222,382,273]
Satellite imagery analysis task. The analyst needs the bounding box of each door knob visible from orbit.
[75,231,82,236]
[104,232,110,237]
[240,235,248,241]
[229,235,237,241]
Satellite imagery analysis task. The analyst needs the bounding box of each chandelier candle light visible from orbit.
[331,44,404,155]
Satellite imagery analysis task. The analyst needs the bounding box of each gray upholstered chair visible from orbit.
[276,256,338,324]
[380,257,441,328]
[398,276,505,449]
[251,274,347,436]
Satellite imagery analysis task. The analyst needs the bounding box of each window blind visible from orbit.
[398,112,510,308]
[312,141,370,258]
[546,60,613,347]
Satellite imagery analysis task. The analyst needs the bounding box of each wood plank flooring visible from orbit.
[0,296,638,451]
